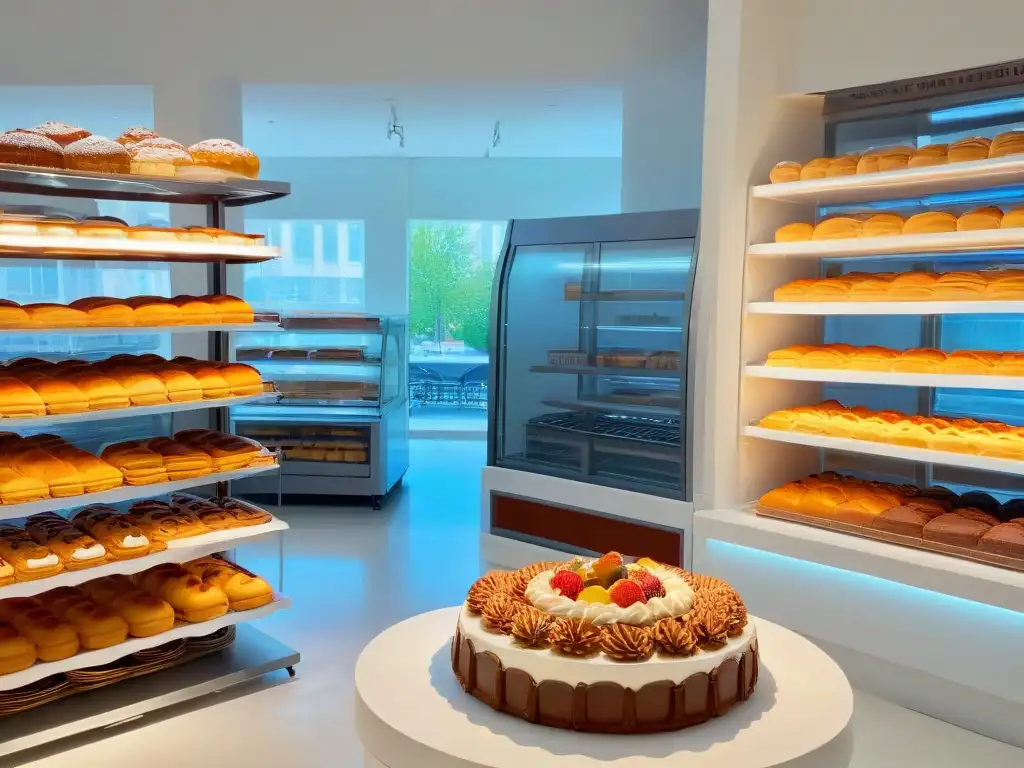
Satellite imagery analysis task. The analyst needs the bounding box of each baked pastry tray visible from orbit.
[0,595,290,691]
[0,321,283,336]
[0,388,280,430]
[0,514,287,600]
[756,505,1024,574]
[0,461,280,521]
[0,231,279,264]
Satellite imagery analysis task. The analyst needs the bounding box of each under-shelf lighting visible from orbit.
[930,96,1024,124]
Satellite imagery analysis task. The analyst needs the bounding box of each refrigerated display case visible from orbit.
[229,314,409,508]
[483,211,699,565]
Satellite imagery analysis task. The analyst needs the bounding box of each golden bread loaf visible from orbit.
[769,161,801,183]
[79,575,174,637]
[0,598,79,661]
[908,143,948,168]
[799,158,831,181]
[0,621,35,675]
[0,377,46,418]
[861,213,904,238]
[135,563,229,623]
[187,139,260,179]
[902,211,957,235]
[185,556,273,611]
[812,216,863,240]
[774,222,814,243]
[948,136,991,163]
[989,130,1024,158]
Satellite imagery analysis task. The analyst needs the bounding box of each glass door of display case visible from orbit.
[489,210,699,499]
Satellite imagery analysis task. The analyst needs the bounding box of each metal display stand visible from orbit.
[0,166,299,755]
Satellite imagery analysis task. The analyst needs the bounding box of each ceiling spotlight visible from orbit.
[387,105,405,148]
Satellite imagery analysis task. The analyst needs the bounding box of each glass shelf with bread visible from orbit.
[0,118,297,747]
[228,315,408,508]
[741,96,1024,573]
[490,210,699,499]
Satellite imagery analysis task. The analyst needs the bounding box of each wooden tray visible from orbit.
[756,505,1024,574]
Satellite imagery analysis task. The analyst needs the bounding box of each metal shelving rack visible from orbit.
[0,165,298,756]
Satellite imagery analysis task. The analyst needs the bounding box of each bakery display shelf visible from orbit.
[749,228,1024,259]
[244,358,378,369]
[530,364,680,379]
[0,232,279,265]
[0,624,297,758]
[0,595,290,692]
[694,507,1024,614]
[745,365,1024,391]
[245,314,384,333]
[756,504,1024,574]
[743,425,1024,475]
[0,462,280,521]
[541,398,679,417]
[747,300,1024,316]
[0,517,288,600]
[0,390,280,429]
[529,411,681,448]
[750,154,1024,205]
[0,321,283,337]
[0,164,290,207]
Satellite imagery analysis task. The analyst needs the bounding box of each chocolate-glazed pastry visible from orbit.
[998,499,1024,523]
[872,505,932,537]
[923,512,994,548]
[599,623,654,662]
[957,491,1000,517]
[977,523,1024,558]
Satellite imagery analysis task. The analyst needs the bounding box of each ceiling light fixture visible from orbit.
[387,105,405,148]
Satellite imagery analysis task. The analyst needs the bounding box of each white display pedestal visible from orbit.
[355,607,855,768]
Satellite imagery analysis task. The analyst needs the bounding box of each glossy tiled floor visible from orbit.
[8,438,1024,767]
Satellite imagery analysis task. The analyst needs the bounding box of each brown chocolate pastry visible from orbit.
[510,608,553,648]
[872,505,932,538]
[548,617,601,656]
[653,617,698,656]
[977,523,1024,558]
[481,593,521,633]
[955,507,1001,527]
[904,497,950,517]
[923,512,994,548]
[600,623,654,662]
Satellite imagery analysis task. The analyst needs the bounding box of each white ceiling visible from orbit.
[242,85,623,158]
[0,84,623,159]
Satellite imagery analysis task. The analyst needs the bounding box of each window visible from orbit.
[242,219,365,315]
[408,220,506,423]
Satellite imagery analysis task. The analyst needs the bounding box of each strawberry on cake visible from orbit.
[452,552,758,734]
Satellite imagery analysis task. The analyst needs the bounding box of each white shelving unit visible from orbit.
[0,164,297,753]
[744,365,1024,390]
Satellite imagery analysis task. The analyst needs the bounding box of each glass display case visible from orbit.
[229,314,409,508]
[489,210,700,499]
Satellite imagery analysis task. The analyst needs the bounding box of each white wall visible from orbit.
[251,156,621,315]
[783,0,1024,95]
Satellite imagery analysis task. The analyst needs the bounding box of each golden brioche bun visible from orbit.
[825,156,859,177]
[957,206,1003,231]
[902,211,957,235]
[769,161,801,183]
[908,143,948,168]
[1000,206,1024,229]
[187,139,259,179]
[116,126,159,146]
[64,136,130,175]
[861,213,904,238]
[799,158,831,181]
[812,216,863,240]
[948,137,991,163]
[989,130,1024,158]
[774,222,814,242]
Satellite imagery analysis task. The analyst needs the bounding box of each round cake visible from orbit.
[452,552,758,734]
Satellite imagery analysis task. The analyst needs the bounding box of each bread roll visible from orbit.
[0,526,63,580]
[69,297,135,327]
[908,143,948,168]
[187,139,260,179]
[107,368,169,406]
[127,498,212,539]
[758,482,808,511]
[1000,206,1024,229]
[855,152,882,175]
[25,512,106,570]
[948,137,991,163]
[989,130,1024,158]
[825,156,859,177]
[22,303,89,329]
[178,362,230,399]
[773,278,818,301]
[765,345,814,367]
[0,129,65,169]
[0,622,36,675]
[125,296,181,326]
[127,138,193,177]
[185,556,273,611]
[932,271,987,301]
[135,563,229,623]
[984,270,1024,300]
[845,345,900,371]
[204,294,254,324]
[150,366,203,403]
[76,220,127,239]
[100,441,169,485]
[847,273,897,300]
[0,598,79,661]
[66,372,130,410]
[0,376,47,417]
[795,485,847,517]
[0,468,49,505]
[5,447,85,498]
[876,146,915,172]
[39,589,128,650]
[115,126,159,146]
[769,161,801,183]
[833,494,895,525]
[887,271,938,300]
[47,445,123,493]
[774,222,813,243]
[799,158,831,181]
[861,213,904,238]
[812,216,863,240]
[800,344,853,369]
[73,507,157,560]
[957,206,1003,231]
[31,122,89,147]
[903,211,957,235]
[78,575,175,638]
[13,373,87,416]
[64,136,130,175]
[182,494,272,528]
[169,295,216,324]
[217,363,263,396]
[142,438,213,481]
[889,347,947,373]
[941,350,999,375]
[0,302,29,330]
